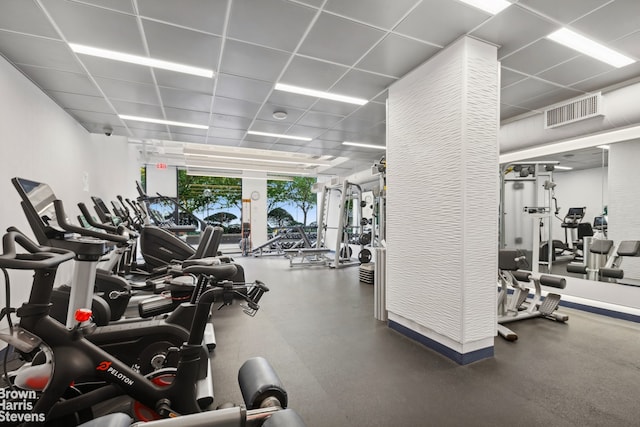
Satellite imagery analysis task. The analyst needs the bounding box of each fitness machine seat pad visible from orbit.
[589,239,614,255]
[183,263,237,280]
[617,240,640,257]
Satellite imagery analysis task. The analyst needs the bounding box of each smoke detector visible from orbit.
[272,111,287,120]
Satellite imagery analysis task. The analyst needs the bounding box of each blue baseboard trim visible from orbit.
[388,320,493,365]
[558,300,640,323]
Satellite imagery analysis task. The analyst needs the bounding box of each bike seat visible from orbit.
[183,263,238,280]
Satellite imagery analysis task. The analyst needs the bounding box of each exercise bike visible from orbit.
[0,229,297,427]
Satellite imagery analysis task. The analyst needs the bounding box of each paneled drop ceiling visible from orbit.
[0,0,639,176]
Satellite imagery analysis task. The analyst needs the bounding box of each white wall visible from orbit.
[387,37,499,360]
[146,165,177,197]
[0,55,140,310]
[552,166,608,240]
[608,140,640,278]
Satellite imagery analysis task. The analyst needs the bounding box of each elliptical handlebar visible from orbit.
[0,228,75,270]
[54,199,129,244]
[78,202,119,233]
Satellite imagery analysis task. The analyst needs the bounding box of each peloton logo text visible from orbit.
[96,361,134,386]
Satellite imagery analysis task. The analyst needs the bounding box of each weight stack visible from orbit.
[359,263,375,285]
[374,247,387,321]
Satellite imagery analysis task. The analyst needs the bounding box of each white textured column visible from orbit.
[386,36,499,364]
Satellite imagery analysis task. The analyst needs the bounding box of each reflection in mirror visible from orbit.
[500,145,609,278]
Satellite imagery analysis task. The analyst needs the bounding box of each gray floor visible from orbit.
[209,256,640,427]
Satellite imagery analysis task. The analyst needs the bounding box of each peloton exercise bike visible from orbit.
[11,177,218,378]
[0,229,300,427]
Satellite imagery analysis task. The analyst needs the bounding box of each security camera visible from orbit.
[103,126,113,137]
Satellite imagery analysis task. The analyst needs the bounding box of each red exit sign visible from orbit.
[156,163,167,169]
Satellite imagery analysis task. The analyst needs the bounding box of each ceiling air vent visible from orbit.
[544,92,603,129]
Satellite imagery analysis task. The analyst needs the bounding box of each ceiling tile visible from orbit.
[306,140,344,149]
[280,56,349,90]
[0,0,58,38]
[331,69,396,100]
[208,128,247,140]
[356,33,440,78]
[324,0,418,29]
[216,74,273,103]
[123,121,167,132]
[311,99,360,116]
[66,109,120,127]
[372,91,388,104]
[159,87,212,112]
[249,119,291,134]
[318,129,363,142]
[536,56,614,87]
[168,126,208,137]
[80,0,135,13]
[298,12,385,66]
[297,111,345,128]
[570,62,640,92]
[501,68,528,88]
[143,20,221,70]
[256,104,306,124]
[349,102,386,123]
[228,0,316,52]
[80,55,155,85]
[293,0,324,7]
[137,0,227,35]
[221,40,290,81]
[48,91,113,114]
[94,77,161,105]
[210,113,253,130]
[211,96,261,118]
[572,0,640,43]
[155,70,215,93]
[330,117,377,133]
[20,65,100,96]
[171,133,207,144]
[129,129,171,139]
[471,5,559,59]
[269,143,303,152]
[111,100,164,117]
[163,108,211,125]
[241,140,275,149]
[395,0,490,47]
[501,39,578,75]
[286,124,327,139]
[41,0,145,54]
[610,31,640,61]
[267,91,317,110]
[0,31,83,72]
[499,78,559,106]
[518,0,611,23]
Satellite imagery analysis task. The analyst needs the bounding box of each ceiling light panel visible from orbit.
[546,28,635,68]
[69,43,215,77]
[275,83,368,105]
[247,130,312,141]
[119,115,208,129]
[342,141,387,150]
[457,0,512,15]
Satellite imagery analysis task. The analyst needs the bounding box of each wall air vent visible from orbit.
[544,92,603,129]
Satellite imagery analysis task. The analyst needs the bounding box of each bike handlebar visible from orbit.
[0,228,75,270]
[54,200,129,244]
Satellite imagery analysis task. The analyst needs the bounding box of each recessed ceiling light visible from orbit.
[342,141,386,150]
[119,115,209,130]
[457,0,511,15]
[69,43,215,78]
[185,153,325,166]
[596,145,610,150]
[547,28,635,68]
[275,83,367,106]
[247,130,312,141]
[272,111,288,120]
[554,165,573,170]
